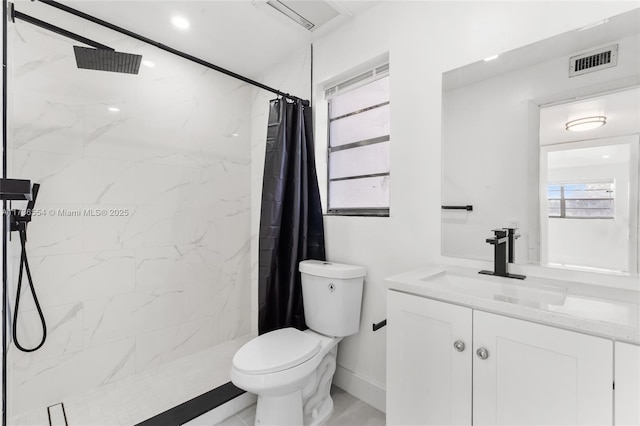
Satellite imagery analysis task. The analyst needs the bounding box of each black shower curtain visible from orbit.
[258,98,326,335]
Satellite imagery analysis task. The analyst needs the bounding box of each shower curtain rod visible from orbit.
[33,0,309,104]
[12,9,113,51]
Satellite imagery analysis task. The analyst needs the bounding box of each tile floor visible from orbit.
[216,386,385,426]
[9,334,254,426]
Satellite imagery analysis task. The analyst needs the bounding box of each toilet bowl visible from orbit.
[231,328,341,426]
[231,260,366,426]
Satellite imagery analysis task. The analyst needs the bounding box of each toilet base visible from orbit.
[250,345,339,426]
[253,391,335,426]
[304,394,334,426]
[302,345,337,425]
[255,391,303,426]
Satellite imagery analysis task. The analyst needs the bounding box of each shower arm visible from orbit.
[11,7,114,51]
[34,0,309,104]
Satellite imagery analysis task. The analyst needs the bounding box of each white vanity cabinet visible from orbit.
[615,341,640,425]
[387,290,614,426]
[473,310,612,426]
[387,290,472,425]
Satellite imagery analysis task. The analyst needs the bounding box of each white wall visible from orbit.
[310,1,639,410]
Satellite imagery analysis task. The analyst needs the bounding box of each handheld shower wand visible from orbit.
[10,183,47,352]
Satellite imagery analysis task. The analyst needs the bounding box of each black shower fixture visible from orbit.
[11,7,142,74]
[0,178,32,201]
[73,46,142,74]
[1,180,48,352]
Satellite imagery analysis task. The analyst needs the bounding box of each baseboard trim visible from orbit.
[332,365,386,413]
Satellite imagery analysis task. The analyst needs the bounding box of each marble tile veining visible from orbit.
[9,335,254,426]
[7,6,254,418]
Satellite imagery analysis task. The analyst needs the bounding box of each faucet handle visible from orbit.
[503,227,520,239]
[486,229,508,245]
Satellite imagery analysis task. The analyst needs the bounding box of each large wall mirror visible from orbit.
[441,8,640,276]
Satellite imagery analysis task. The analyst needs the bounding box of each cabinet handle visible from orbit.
[453,340,466,352]
[476,348,489,360]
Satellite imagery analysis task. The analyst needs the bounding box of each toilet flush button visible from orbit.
[328,283,335,292]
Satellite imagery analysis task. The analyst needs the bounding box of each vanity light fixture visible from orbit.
[171,16,190,30]
[565,116,606,132]
[483,54,499,62]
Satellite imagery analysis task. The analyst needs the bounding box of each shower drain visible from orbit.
[47,402,68,426]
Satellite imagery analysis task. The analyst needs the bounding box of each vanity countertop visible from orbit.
[385,265,640,344]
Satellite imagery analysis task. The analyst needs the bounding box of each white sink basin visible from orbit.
[386,265,640,342]
[420,270,568,307]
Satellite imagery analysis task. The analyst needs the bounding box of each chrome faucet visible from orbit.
[479,228,526,280]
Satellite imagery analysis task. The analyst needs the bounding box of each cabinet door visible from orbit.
[615,341,640,425]
[387,290,472,425]
[473,311,613,426]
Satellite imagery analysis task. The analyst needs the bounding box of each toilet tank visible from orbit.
[299,260,366,337]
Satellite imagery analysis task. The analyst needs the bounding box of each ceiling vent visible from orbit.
[569,44,618,77]
[266,1,340,31]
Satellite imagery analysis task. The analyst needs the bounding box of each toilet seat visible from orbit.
[232,328,321,375]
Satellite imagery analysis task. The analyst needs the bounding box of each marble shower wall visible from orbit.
[7,8,252,417]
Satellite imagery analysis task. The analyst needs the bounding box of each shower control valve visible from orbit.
[9,183,40,241]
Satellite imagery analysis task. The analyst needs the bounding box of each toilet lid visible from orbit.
[233,328,321,375]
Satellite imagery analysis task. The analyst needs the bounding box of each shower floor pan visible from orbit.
[9,334,254,426]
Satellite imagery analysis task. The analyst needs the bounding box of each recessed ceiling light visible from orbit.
[231,133,239,137]
[108,106,120,112]
[565,116,607,132]
[142,60,155,68]
[602,155,611,159]
[172,16,190,30]
[483,54,499,62]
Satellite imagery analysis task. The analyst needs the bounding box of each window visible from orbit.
[325,64,390,216]
[547,181,615,218]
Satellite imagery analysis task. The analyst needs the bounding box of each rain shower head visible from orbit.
[12,9,143,75]
[73,46,142,74]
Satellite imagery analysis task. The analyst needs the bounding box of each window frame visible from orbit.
[325,66,390,217]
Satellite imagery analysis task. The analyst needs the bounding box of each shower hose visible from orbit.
[12,222,47,352]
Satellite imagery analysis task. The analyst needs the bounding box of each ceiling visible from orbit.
[12,0,378,79]
[540,86,640,149]
[443,7,640,92]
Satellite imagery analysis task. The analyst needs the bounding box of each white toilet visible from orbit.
[230,260,366,426]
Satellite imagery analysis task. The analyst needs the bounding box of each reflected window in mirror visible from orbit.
[547,181,615,219]
[539,95,639,275]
